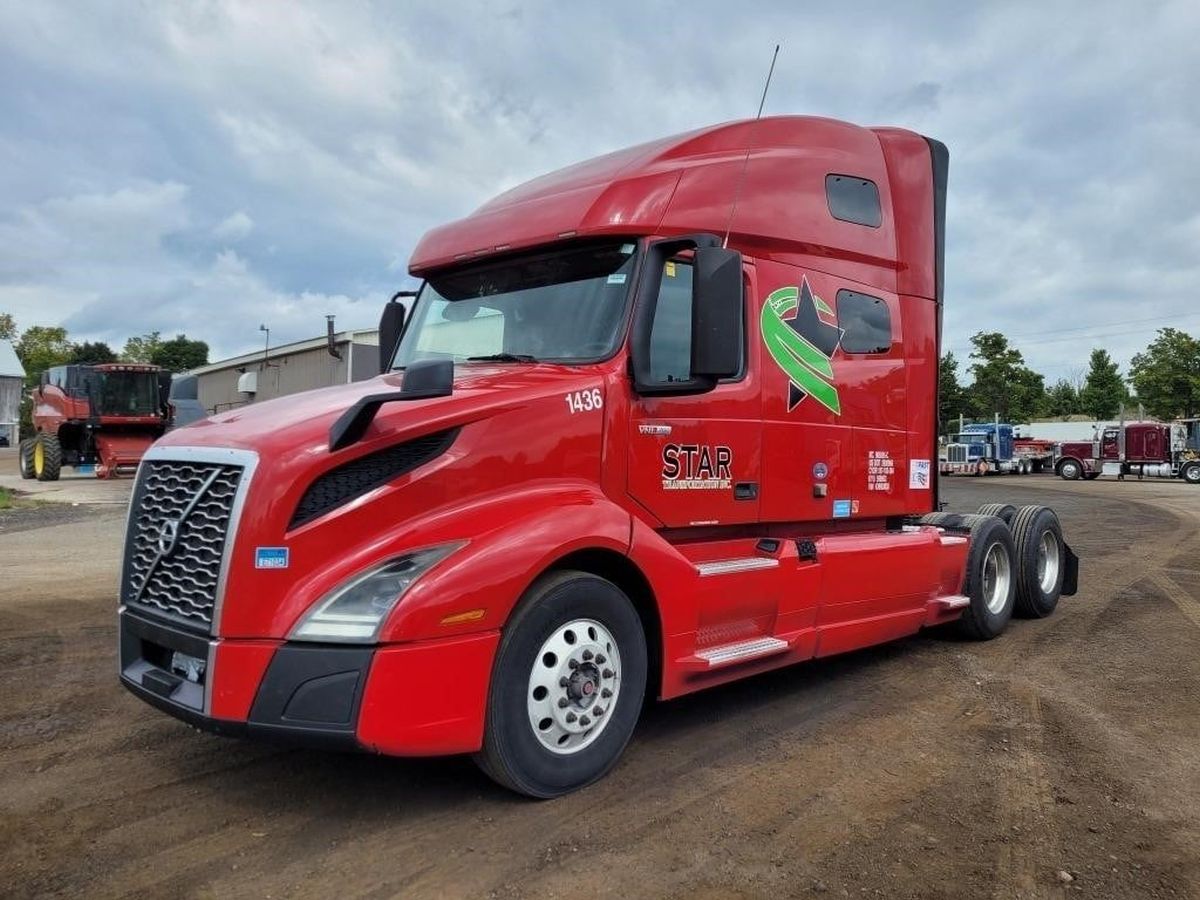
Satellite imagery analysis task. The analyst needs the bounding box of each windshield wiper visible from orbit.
[465,353,539,363]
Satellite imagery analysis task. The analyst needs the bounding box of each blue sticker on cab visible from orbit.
[832,500,852,518]
[255,547,289,569]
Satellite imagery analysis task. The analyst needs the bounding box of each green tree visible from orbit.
[69,340,118,365]
[150,334,209,372]
[966,331,1046,424]
[14,326,73,439]
[1129,328,1200,419]
[15,325,73,384]
[0,312,16,341]
[1078,348,1126,420]
[1045,379,1079,419]
[121,331,164,363]
[938,352,966,433]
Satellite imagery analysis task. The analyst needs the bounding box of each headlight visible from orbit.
[290,543,464,643]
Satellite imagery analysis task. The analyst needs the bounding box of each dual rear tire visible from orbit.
[923,505,1066,638]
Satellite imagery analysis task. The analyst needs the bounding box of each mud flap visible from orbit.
[1061,542,1080,596]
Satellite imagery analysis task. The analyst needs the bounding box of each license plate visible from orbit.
[170,651,206,683]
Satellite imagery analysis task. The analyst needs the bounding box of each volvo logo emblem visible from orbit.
[156,518,182,557]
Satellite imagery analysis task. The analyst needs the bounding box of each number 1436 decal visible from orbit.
[564,389,603,414]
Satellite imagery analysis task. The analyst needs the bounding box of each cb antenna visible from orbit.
[722,43,780,249]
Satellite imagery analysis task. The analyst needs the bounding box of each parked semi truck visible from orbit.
[940,419,1056,475]
[1057,421,1200,483]
[117,116,1078,797]
[20,363,170,480]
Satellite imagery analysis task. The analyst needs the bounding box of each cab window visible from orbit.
[647,260,694,383]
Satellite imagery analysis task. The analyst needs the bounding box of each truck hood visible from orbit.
[159,363,604,455]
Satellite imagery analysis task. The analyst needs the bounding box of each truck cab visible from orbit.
[116,116,1076,797]
[942,422,1025,474]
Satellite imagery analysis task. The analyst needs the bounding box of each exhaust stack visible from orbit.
[326,315,342,361]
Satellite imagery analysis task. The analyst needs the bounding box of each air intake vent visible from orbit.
[290,427,459,529]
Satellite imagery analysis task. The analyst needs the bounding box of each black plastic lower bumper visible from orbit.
[119,607,373,752]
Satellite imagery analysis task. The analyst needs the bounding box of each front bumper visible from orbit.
[118,606,499,756]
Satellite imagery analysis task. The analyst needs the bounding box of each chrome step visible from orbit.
[932,594,970,611]
[695,636,789,668]
[695,557,779,577]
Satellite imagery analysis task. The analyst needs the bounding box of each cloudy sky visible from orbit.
[1,1,1197,381]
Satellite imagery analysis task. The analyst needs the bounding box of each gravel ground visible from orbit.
[1,476,1198,899]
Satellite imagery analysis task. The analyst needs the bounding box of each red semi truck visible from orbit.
[118,117,1078,797]
[1057,421,1200,483]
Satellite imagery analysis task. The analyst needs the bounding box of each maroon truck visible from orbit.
[1057,421,1200,484]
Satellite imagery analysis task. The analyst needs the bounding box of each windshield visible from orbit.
[954,433,989,444]
[391,241,637,369]
[86,372,160,416]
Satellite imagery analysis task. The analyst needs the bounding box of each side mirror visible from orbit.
[378,298,409,374]
[690,247,744,380]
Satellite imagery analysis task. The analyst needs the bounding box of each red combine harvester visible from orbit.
[1056,421,1200,484]
[117,116,1079,797]
[20,363,170,480]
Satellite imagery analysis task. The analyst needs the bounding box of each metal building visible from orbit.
[0,339,25,447]
[191,329,380,414]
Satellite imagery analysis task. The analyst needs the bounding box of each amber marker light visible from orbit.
[440,609,487,626]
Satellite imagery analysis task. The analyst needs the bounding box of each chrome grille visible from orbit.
[122,459,244,629]
[947,444,968,463]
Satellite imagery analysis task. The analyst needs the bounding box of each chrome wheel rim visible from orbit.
[527,618,621,755]
[1063,462,1078,478]
[983,542,1012,615]
[1038,530,1060,594]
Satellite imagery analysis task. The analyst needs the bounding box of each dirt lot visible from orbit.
[2,476,1199,899]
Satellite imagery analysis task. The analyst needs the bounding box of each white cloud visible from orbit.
[0,0,1196,377]
[212,210,253,242]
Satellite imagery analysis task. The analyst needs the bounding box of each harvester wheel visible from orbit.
[977,503,1017,525]
[18,438,35,479]
[34,433,62,482]
[1010,506,1065,618]
[475,570,647,798]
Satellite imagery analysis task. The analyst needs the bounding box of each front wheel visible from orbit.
[1183,463,1200,485]
[1058,459,1081,481]
[475,571,647,798]
[34,433,62,481]
[18,438,35,479]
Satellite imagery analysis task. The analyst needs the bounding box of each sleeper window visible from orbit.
[837,290,892,354]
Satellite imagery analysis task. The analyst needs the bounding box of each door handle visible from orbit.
[734,482,758,500]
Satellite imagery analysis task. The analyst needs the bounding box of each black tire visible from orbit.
[1183,463,1200,485]
[917,511,1017,638]
[956,515,1017,640]
[475,570,647,798]
[18,438,35,479]
[34,433,62,482]
[977,503,1017,525]
[1058,459,1082,481]
[1009,506,1064,618]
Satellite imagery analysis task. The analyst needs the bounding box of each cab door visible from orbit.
[627,259,761,528]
